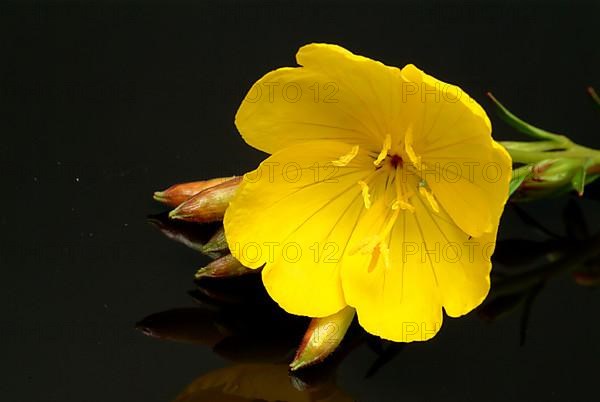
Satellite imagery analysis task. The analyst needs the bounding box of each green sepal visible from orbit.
[571,158,595,196]
[509,165,534,197]
[487,93,569,144]
[501,141,564,153]
[571,163,587,196]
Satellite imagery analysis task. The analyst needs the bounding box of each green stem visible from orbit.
[501,142,600,169]
[489,92,600,199]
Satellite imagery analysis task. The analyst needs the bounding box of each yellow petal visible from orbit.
[224,140,375,317]
[422,141,511,237]
[341,176,496,341]
[235,43,409,154]
[409,190,496,318]
[399,64,511,236]
[400,63,491,139]
[341,213,442,341]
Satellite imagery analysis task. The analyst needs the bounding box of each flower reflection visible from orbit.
[479,198,600,343]
[140,196,598,385]
[147,213,226,258]
[136,281,308,362]
[173,363,353,402]
[137,270,360,400]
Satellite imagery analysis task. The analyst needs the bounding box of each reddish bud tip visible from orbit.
[154,176,237,207]
[195,254,254,279]
[169,176,242,223]
[289,306,355,371]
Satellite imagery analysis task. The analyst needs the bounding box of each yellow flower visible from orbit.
[224,44,512,342]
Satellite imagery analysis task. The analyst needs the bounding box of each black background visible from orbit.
[2,1,599,401]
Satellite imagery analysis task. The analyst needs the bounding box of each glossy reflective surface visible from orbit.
[2,1,599,401]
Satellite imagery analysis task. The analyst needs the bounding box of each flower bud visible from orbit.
[195,253,254,279]
[512,158,600,202]
[154,176,236,207]
[203,227,229,253]
[169,176,242,223]
[290,306,355,371]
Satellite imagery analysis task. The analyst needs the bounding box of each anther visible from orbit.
[373,134,392,167]
[332,145,360,167]
[404,125,421,167]
[357,180,371,209]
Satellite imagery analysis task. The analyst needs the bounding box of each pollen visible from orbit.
[373,134,392,167]
[332,145,360,166]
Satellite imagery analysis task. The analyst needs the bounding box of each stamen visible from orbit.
[367,244,380,273]
[366,243,391,273]
[373,134,392,167]
[419,186,440,213]
[380,242,390,269]
[332,145,360,167]
[351,210,397,260]
[350,197,399,257]
[352,179,404,261]
[352,163,420,267]
[357,180,372,209]
[380,208,400,239]
[392,199,415,211]
[349,235,378,256]
[404,125,421,167]
[393,168,414,212]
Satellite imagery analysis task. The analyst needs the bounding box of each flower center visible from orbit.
[346,130,441,271]
[389,154,403,169]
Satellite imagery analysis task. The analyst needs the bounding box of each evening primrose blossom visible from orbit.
[223,44,512,342]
